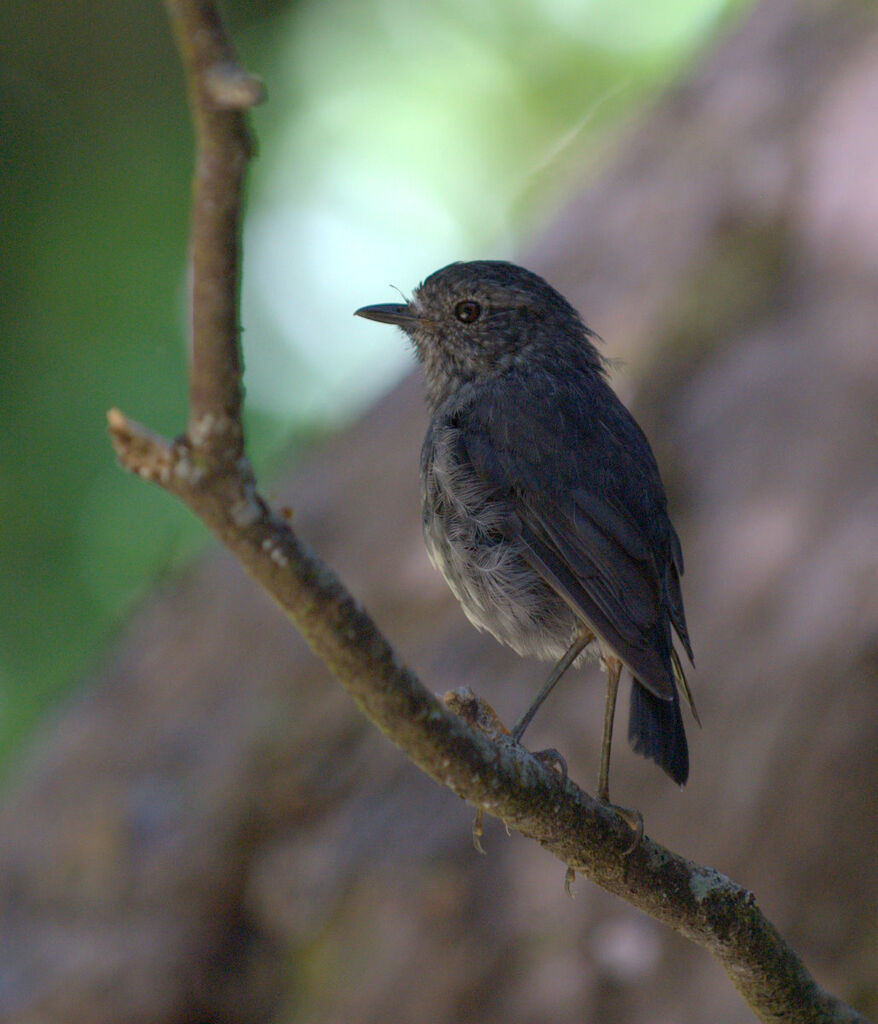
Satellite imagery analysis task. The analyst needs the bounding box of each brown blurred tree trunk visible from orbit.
[1,0,876,1021]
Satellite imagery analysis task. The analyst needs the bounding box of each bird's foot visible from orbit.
[598,791,643,855]
[530,747,568,784]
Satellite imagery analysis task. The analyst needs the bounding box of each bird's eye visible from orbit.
[454,300,481,324]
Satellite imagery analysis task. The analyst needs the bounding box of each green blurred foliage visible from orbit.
[0,0,746,771]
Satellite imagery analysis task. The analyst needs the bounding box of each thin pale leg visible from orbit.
[511,627,594,741]
[597,656,621,802]
[598,655,643,853]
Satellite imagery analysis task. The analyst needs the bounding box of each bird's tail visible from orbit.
[671,647,700,726]
[628,681,689,786]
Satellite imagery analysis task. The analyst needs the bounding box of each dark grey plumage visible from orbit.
[356,260,695,786]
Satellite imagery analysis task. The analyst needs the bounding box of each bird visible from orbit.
[355,260,697,817]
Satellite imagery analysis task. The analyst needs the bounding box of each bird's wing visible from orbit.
[459,380,680,701]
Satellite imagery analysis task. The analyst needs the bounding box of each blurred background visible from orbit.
[2,1,877,1022]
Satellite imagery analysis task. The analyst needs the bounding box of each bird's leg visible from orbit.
[598,656,643,852]
[597,655,621,803]
[511,627,593,742]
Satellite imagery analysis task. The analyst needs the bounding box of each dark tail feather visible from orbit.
[628,681,689,786]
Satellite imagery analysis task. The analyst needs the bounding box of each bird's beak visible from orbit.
[354,302,420,327]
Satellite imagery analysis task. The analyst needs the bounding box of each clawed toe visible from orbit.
[471,809,487,855]
[530,747,568,783]
[599,798,643,854]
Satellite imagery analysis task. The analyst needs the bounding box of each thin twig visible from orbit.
[165,0,264,464]
[107,4,868,1023]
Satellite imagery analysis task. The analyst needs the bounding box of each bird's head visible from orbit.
[355,260,604,408]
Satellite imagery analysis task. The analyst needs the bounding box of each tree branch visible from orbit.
[107,3,868,1022]
[166,0,262,462]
